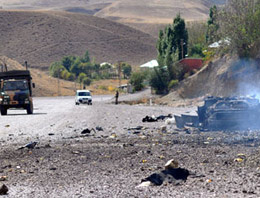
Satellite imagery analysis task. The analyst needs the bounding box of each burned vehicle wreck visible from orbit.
[175,96,260,130]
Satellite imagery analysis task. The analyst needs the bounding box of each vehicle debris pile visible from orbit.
[175,96,260,130]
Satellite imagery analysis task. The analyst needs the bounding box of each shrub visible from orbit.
[168,79,179,89]
[149,66,170,94]
[82,77,91,86]
[98,85,108,90]
[130,71,145,91]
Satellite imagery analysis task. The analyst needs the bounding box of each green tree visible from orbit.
[218,0,260,58]
[150,66,170,94]
[206,5,219,44]
[82,77,92,86]
[155,14,188,93]
[172,14,188,60]
[122,63,132,79]
[49,62,65,78]
[130,72,145,91]
[81,51,90,63]
[78,73,87,83]
[187,22,207,57]
[61,56,76,71]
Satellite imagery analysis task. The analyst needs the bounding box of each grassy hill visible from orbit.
[0,0,226,37]
[0,10,157,69]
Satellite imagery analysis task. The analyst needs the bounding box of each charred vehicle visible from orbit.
[0,70,34,115]
[175,96,260,130]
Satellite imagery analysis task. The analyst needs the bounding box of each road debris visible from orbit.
[81,128,96,135]
[142,115,157,122]
[142,114,173,123]
[18,141,38,150]
[137,159,189,187]
[165,118,175,125]
[0,184,8,195]
[165,159,179,169]
[0,176,7,181]
[95,126,103,131]
[128,126,143,130]
[175,96,260,130]
[109,133,117,139]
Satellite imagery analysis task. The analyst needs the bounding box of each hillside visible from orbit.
[159,56,260,106]
[0,0,226,37]
[0,10,156,69]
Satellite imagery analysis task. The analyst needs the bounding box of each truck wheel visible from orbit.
[1,107,7,115]
[27,103,33,114]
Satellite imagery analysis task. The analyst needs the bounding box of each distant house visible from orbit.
[179,58,203,71]
[140,60,159,69]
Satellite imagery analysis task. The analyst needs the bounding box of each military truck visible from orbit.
[0,70,34,115]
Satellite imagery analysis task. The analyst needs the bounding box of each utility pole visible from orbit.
[118,61,122,88]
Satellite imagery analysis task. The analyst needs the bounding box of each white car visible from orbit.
[75,90,92,105]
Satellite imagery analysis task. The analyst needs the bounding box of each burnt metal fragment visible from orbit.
[175,96,260,130]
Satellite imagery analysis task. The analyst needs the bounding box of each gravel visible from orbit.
[0,96,260,197]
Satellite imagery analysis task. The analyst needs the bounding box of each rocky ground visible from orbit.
[0,94,260,197]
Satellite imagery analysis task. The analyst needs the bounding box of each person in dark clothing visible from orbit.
[115,90,119,105]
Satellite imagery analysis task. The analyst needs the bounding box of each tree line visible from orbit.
[49,51,132,87]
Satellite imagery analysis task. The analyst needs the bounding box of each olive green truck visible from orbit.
[0,70,34,115]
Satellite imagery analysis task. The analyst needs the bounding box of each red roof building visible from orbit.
[179,58,203,71]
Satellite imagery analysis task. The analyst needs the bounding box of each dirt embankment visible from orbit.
[159,56,260,106]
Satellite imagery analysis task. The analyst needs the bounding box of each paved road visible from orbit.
[0,95,195,146]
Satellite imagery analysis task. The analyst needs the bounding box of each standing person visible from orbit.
[115,90,119,105]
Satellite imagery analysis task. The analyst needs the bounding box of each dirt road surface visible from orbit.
[0,96,260,197]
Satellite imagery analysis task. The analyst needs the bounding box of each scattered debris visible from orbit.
[128,126,143,130]
[165,118,175,125]
[0,176,7,181]
[142,115,157,122]
[156,114,172,121]
[95,126,103,131]
[175,96,260,130]
[234,158,244,162]
[109,133,117,139]
[44,144,51,148]
[160,125,167,133]
[165,159,179,169]
[81,128,96,135]
[72,151,81,154]
[142,114,173,123]
[0,184,8,195]
[18,141,38,150]
[137,159,189,187]
[133,131,141,134]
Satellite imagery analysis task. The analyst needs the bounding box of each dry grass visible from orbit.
[0,1,226,40]
[1,56,128,96]
[0,10,156,70]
